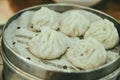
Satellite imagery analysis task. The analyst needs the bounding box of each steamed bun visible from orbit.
[66,38,107,69]
[60,10,90,37]
[84,19,119,49]
[28,27,67,59]
[32,7,60,31]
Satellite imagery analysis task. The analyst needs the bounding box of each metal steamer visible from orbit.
[1,4,120,80]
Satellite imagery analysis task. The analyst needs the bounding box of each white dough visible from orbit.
[77,10,102,22]
[66,38,107,70]
[28,27,68,59]
[60,10,90,37]
[84,19,119,49]
[32,7,61,31]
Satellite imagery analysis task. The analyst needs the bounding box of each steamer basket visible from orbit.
[1,49,42,80]
[1,4,120,80]
[1,49,120,80]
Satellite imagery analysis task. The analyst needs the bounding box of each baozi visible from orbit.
[8,7,120,71]
[28,27,68,59]
[60,10,90,37]
[66,38,107,69]
[84,19,119,49]
[32,7,60,31]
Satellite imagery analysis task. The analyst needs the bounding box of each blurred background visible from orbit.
[0,0,120,24]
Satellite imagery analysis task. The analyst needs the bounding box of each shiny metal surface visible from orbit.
[1,50,43,80]
[1,47,120,80]
[99,67,120,80]
[1,4,120,80]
